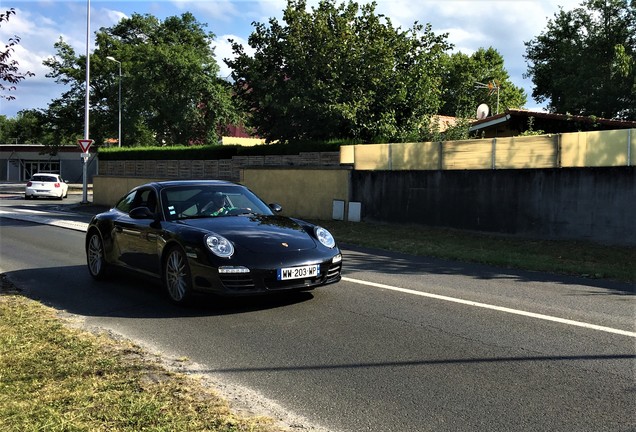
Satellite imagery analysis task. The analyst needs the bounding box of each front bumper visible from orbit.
[189,253,342,296]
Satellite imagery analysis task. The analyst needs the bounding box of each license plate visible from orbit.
[277,264,320,280]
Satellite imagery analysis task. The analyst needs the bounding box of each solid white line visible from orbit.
[342,276,636,338]
[0,210,88,232]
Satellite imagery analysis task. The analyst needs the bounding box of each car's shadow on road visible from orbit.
[1,265,315,319]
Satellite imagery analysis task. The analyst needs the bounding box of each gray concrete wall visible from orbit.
[351,167,636,246]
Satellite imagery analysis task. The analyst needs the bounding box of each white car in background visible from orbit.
[25,173,69,200]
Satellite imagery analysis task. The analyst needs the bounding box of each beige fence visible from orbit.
[341,129,635,170]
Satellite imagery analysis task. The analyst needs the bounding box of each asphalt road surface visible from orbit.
[1,190,634,432]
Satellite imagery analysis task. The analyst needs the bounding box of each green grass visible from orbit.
[0,288,279,432]
[315,220,636,283]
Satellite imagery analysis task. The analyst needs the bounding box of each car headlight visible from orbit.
[315,226,336,248]
[205,234,234,258]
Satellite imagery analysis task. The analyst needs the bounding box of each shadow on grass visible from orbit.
[341,243,635,296]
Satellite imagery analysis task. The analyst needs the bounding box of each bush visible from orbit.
[97,142,343,161]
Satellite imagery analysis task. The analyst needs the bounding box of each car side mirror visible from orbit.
[269,203,282,213]
[129,206,156,220]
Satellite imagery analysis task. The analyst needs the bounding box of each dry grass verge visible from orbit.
[0,278,281,432]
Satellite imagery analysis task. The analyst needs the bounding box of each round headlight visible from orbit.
[205,234,234,258]
[315,226,336,248]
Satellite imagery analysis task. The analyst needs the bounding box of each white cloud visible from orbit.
[173,0,241,21]
[213,35,237,79]
[250,0,288,24]
[213,34,255,79]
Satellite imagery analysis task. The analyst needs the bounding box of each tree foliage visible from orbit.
[524,0,636,120]
[1,8,34,101]
[42,12,238,147]
[226,0,452,144]
[439,47,527,118]
[0,110,49,144]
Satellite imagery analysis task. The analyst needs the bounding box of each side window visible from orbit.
[146,191,157,213]
[115,191,137,213]
[137,189,157,213]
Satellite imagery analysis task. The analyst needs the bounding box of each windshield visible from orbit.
[160,184,274,220]
[32,175,58,182]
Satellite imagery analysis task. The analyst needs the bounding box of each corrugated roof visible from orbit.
[471,109,636,129]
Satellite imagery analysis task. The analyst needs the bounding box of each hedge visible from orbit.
[97,142,343,161]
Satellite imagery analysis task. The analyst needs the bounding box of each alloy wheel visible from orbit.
[165,248,191,303]
[87,233,104,278]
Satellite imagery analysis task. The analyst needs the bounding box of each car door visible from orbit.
[130,189,162,275]
[112,188,161,275]
[111,189,138,266]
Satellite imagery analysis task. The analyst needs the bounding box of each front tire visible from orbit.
[163,246,193,304]
[87,231,108,279]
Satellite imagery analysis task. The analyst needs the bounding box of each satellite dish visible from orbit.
[476,104,489,119]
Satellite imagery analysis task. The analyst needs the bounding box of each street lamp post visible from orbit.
[82,0,91,204]
[106,56,122,147]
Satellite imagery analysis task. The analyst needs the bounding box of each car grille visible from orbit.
[219,273,256,290]
[325,262,341,283]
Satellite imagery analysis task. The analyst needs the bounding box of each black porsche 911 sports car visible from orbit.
[85,180,342,304]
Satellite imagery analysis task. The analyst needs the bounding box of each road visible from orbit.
[1,186,635,432]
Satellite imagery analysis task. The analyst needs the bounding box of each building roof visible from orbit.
[469,109,636,137]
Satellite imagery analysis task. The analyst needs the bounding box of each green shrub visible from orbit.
[97,142,343,160]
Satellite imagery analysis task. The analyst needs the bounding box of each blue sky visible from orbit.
[1,0,580,118]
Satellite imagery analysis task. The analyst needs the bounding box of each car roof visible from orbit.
[139,180,239,191]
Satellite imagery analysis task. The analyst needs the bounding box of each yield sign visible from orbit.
[77,139,93,153]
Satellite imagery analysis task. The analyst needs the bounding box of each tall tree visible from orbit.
[1,8,34,101]
[43,12,238,147]
[524,0,635,120]
[226,0,451,144]
[439,47,527,118]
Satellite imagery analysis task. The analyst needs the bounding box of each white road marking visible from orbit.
[342,276,636,338]
[0,209,88,232]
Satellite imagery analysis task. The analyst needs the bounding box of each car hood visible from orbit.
[177,215,318,252]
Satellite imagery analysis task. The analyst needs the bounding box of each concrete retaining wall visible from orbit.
[351,167,636,246]
[243,168,350,220]
[93,176,164,206]
[93,168,351,221]
[93,165,635,246]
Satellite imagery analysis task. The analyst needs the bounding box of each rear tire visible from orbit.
[163,246,193,305]
[87,231,109,279]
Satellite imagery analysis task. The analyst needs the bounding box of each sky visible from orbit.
[0,0,582,118]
